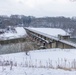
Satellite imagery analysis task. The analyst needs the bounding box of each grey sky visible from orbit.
[0,0,76,17]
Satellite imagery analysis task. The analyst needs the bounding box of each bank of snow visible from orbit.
[0,67,76,75]
[0,27,27,40]
[15,27,27,36]
[0,49,76,75]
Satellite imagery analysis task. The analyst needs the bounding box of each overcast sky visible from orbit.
[0,0,76,17]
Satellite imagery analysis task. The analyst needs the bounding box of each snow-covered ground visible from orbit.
[0,67,76,75]
[0,49,76,75]
[0,27,27,40]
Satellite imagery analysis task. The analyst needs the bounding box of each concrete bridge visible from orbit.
[25,28,76,49]
[0,37,26,45]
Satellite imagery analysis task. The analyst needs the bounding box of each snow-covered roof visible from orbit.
[29,28,69,37]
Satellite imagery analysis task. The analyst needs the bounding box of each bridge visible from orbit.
[25,28,76,49]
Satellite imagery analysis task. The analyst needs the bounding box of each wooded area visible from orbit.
[0,15,76,37]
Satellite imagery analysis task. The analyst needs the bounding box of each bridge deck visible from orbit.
[26,28,76,48]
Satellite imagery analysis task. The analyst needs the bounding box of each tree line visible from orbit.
[0,15,76,37]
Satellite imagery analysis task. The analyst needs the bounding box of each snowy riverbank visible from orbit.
[0,48,76,75]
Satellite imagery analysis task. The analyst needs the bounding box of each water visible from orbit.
[69,38,76,43]
[0,42,26,54]
[1,38,76,55]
